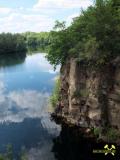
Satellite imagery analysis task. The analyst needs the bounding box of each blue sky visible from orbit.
[0,0,37,8]
[0,0,93,33]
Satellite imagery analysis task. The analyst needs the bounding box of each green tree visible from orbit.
[0,33,27,55]
[46,21,72,69]
[46,0,120,68]
[23,32,50,52]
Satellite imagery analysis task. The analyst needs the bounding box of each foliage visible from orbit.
[23,32,50,52]
[20,153,28,160]
[46,21,72,69]
[106,128,120,141]
[46,0,120,68]
[0,155,4,160]
[5,144,13,160]
[0,32,50,55]
[93,127,102,137]
[50,77,60,108]
[0,33,27,54]
[0,144,13,160]
[0,144,28,160]
[93,127,120,141]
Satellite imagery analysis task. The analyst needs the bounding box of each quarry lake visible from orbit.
[0,53,61,159]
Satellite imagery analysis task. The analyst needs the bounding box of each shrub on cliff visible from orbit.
[106,128,120,142]
[50,77,60,108]
[46,0,120,68]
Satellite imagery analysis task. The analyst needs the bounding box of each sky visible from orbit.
[0,0,93,33]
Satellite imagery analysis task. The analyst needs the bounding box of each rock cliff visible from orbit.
[53,56,120,143]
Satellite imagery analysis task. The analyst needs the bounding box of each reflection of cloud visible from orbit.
[9,90,49,109]
[0,54,59,123]
[41,114,61,135]
[26,141,55,160]
[0,81,6,103]
[48,67,60,74]
[0,88,51,122]
[0,81,5,92]
[26,54,60,74]
[52,75,59,82]
[0,72,4,79]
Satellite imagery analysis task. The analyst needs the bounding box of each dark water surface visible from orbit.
[0,53,61,159]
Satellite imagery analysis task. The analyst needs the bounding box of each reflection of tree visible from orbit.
[0,144,13,160]
[0,118,53,159]
[0,53,26,67]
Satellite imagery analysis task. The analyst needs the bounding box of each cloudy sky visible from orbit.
[0,0,93,33]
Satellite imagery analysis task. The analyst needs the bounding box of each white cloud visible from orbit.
[0,12,54,33]
[66,13,80,25]
[0,0,93,33]
[0,7,11,15]
[34,0,92,9]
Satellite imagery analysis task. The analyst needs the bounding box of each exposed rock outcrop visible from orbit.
[53,56,120,143]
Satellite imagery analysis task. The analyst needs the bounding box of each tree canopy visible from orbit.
[46,0,120,68]
[23,32,50,52]
[0,33,27,55]
[0,32,50,55]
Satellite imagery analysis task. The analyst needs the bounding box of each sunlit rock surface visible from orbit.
[55,56,120,143]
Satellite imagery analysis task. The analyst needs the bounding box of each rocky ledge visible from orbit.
[52,56,120,144]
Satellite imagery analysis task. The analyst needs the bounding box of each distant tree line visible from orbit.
[23,32,50,52]
[0,32,50,56]
[0,33,27,55]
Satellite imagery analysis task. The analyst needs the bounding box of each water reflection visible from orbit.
[0,53,60,159]
[0,87,50,122]
[0,53,26,68]
[0,118,60,160]
[0,53,59,92]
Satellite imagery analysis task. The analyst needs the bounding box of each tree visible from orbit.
[46,21,72,69]
[46,0,120,68]
[23,32,50,52]
[0,33,27,55]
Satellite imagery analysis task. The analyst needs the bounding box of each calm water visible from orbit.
[0,53,61,159]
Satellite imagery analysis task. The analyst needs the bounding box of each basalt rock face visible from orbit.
[57,57,120,138]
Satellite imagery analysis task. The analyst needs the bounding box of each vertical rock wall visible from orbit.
[59,57,120,131]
